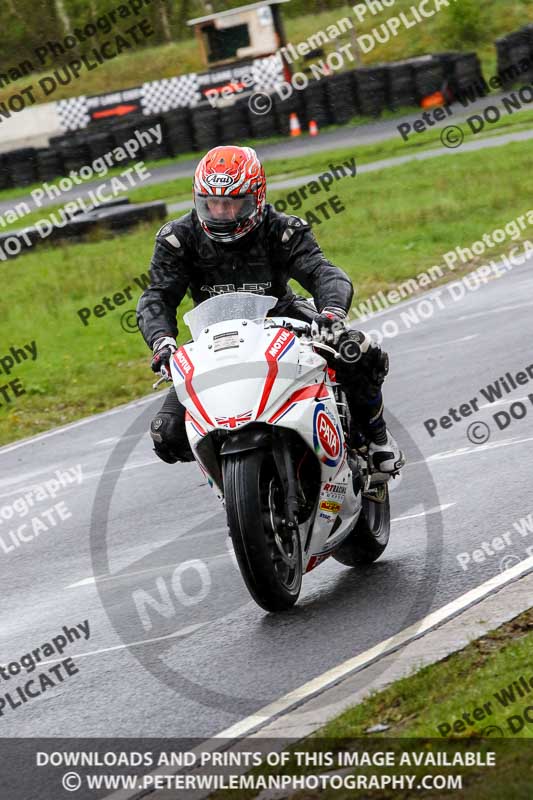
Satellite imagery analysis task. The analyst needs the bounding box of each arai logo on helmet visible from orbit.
[206,173,233,188]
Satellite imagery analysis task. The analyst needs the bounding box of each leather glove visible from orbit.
[151,336,177,379]
[311,307,347,344]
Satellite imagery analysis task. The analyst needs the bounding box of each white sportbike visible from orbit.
[166,292,394,612]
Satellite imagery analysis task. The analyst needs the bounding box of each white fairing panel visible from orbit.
[170,295,361,572]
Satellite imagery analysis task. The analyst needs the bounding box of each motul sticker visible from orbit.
[319,499,341,514]
[267,329,294,360]
[313,403,342,466]
[174,348,193,377]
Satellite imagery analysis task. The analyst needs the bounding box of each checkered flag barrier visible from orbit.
[141,75,201,115]
[57,96,90,131]
[251,54,285,91]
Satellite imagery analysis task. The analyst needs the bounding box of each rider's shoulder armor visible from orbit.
[155,214,193,254]
[267,207,311,246]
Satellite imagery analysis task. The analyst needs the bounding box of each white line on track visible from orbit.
[392,503,455,522]
[37,623,206,667]
[479,395,530,409]
[100,556,533,800]
[214,556,533,740]
[65,551,231,590]
[456,299,533,321]
[66,509,450,590]
[408,434,533,466]
[394,334,478,356]
[0,393,159,455]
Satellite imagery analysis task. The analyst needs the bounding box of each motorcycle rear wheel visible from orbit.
[223,449,302,612]
[332,483,390,566]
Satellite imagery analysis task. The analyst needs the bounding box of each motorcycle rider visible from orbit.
[137,145,404,474]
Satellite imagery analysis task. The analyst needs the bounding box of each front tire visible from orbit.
[333,483,390,566]
[223,449,302,612]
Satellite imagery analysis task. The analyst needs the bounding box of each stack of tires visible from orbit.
[326,71,358,123]
[129,114,166,161]
[86,129,116,161]
[301,81,331,129]
[386,62,417,110]
[496,25,533,88]
[35,148,63,182]
[191,103,220,151]
[444,52,485,98]
[161,109,195,155]
[0,154,11,190]
[354,67,387,116]
[412,57,446,102]
[273,92,307,136]
[219,97,251,144]
[6,148,38,187]
[49,133,88,172]
[247,96,278,139]
[110,116,144,162]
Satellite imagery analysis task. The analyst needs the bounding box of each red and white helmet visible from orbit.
[193,145,266,243]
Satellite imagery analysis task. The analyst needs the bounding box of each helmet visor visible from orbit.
[195,194,256,226]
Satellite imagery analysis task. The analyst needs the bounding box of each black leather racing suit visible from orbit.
[137,204,389,463]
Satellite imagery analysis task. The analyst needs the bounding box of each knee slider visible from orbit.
[150,412,193,464]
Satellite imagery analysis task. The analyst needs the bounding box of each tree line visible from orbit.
[0,0,346,74]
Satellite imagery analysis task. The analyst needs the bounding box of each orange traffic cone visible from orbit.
[289,112,302,137]
[309,119,319,136]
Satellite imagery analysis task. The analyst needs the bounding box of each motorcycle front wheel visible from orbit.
[223,449,302,612]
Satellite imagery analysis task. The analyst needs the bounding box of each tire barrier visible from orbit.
[386,62,418,111]
[496,25,533,89]
[273,91,308,137]
[302,81,332,129]
[0,200,167,260]
[355,66,388,117]
[36,148,64,183]
[161,109,195,156]
[191,103,221,151]
[7,148,38,188]
[326,72,358,124]
[220,98,253,141]
[0,49,493,191]
[0,154,11,190]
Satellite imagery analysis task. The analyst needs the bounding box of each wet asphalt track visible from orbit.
[1,249,533,743]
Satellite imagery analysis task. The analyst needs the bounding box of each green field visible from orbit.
[0,1,531,107]
[1,130,532,446]
[2,105,533,236]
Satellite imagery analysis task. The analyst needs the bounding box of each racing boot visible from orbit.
[368,425,405,475]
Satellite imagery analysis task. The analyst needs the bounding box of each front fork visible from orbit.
[272,430,299,534]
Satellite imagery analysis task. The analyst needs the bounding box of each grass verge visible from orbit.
[1,106,533,235]
[0,137,532,445]
[202,610,532,800]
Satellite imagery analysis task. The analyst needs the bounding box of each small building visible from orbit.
[187,1,291,69]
